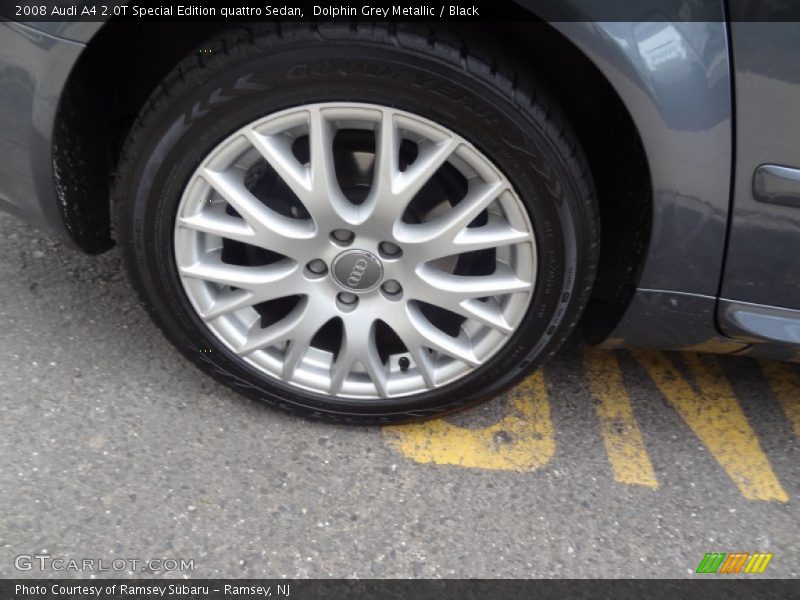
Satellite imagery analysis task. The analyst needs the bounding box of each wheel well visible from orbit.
[55,20,651,341]
[489,24,653,344]
[53,21,229,252]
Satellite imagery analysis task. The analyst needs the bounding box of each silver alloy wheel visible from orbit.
[174,103,536,399]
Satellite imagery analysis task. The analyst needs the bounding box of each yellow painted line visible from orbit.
[583,349,658,488]
[760,361,800,437]
[633,351,788,502]
[382,370,554,471]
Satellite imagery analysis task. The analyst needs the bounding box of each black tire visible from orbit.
[115,24,599,424]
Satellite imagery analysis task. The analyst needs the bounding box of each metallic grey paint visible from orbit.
[0,22,84,242]
[554,20,735,349]
[721,22,800,312]
[600,289,745,353]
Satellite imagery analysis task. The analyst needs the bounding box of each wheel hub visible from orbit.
[331,249,383,292]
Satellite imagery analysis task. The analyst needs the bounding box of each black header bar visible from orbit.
[3,0,800,23]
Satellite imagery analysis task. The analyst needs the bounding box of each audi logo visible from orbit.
[347,259,369,286]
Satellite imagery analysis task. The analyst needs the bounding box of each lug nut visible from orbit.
[331,229,354,243]
[379,241,402,257]
[382,280,402,295]
[307,259,327,274]
[338,292,358,305]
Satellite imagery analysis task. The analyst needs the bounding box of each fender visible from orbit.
[551,19,741,352]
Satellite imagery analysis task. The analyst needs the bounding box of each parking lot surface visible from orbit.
[0,212,798,578]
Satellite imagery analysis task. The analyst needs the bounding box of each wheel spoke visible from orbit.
[244,130,312,210]
[247,110,357,228]
[381,317,437,389]
[307,107,360,225]
[407,263,530,334]
[282,337,311,380]
[179,251,298,289]
[394,181,530,260]
[330,317,388,397]
[237,301,308,355]
[397,303,480,367]
[199,287,256,321]
[201,168,314,259]
[408,344,437,389]
[454,297,514,334]
[177,202,257,246]
[179,252,305,321]
[450,213,532,255]
[426,179,507,240]
[366,111,459,228]
[397,138,460,207]
[415,262,533,299]
[281,308,334,378]
[234,295,331,356]
[365,109,400,207]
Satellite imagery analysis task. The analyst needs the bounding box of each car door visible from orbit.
[718,19,800,350]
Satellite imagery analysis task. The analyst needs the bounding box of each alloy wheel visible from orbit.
[174,103,537,399]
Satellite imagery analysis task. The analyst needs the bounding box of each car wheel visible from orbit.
[115,24,599,423]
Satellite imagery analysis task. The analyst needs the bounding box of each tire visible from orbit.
[115,24,599,424]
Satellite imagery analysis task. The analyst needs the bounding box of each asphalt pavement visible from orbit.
[0,211,798,578]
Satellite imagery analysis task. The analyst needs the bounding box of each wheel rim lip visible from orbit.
[173,102,537,400]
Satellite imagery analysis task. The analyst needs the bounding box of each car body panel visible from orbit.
[600,289,745,353]
[0,21,84,243]
[716,22,800,348]
[555,20,731,297]
[15,21,103,43]
[552,20,738,350]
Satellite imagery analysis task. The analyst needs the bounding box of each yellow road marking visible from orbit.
[383,370,554,471]
[583,349,658,488]
[633,351,788,502]
[760,361,800,437]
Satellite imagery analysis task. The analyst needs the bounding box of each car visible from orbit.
[1,9,798,423]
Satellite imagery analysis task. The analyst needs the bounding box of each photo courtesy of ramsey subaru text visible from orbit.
[2,9,799,423]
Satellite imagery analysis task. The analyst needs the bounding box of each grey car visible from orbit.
[1,8,799,422]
